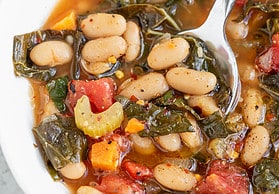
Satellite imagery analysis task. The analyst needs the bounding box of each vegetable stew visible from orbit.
[12,0,279,193]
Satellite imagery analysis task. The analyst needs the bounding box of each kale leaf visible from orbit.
[153,89,201,120]
[46,76,69,112]
[117,95,194,137]
[33,114,88,171]
[253,158,279,193]
[201,111,233,138]
[259,73,279,100]
[107,3,181,33]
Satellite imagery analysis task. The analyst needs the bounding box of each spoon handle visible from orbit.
[225,0,236,17]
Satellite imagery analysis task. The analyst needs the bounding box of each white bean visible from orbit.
[81,13,126,39]
[242,88,264,128]
[59,162,86,179]
[119,72,169,100]
[155,133,181,152]
[130,133,156,155]
[226,20,248,40]
[76,186,102,194]
[154,163,197,191]
[123,21,141,62]
[180,115,203,150]
[82,36,127,63]
[187,95,220,117]
[147,38,190,70]
[241,125,270,166]
[239,63,259,87]
[82,62,111,75]
[166,67,217,95]
[30,40,73,67]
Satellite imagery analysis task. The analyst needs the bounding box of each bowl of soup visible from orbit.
[1,0,279,193]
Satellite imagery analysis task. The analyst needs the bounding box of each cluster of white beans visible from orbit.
[240,88,269,166]
[29,12,220,191]
[227,19,271,166]
[29,11,272,192]
[80,13,141,75]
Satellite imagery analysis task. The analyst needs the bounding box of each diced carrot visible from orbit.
[125,118,145,134]
[90,140,120,171]
[51,11,77,30]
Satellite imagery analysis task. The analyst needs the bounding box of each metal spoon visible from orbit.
[178,0,240,115]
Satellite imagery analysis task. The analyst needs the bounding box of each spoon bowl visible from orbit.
[178,0,240,115]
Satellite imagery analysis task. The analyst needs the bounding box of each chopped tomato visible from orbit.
[272,33,279,47]
[122,160,153,181]
[256,33,279,74]
[235,0,246,7]
[66,77,116,113]
[95,174,145,194]
[196,160,250,194]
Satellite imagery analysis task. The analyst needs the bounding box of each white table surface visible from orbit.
[0,146,24,194]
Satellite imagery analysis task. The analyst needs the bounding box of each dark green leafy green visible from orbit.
[13,30,85,81]
[116,95,194,137]
[71,31,87,80]
[107,3,181,33]
[46,76,69,112]
[271,127,279,145]
[201,111,233,138]
[259,73,279,100]
[257,95,279,151]
[252,158,279,193]
[234,1,279,23]
[232,1,279,52]
[13,33,56,82]
[153,90,201,120]
[33,114,88,171]
[182,35,215,71]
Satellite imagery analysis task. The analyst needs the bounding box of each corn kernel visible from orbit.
[108,56,117,64]
[115,70,124,79]
[194,173,203,181]
[230,151,239,159]
[136,100,145,105]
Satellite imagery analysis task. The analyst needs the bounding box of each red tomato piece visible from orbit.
[95,174,145,194]
[256,33,279,74]
[196,160,250,194]
[122,160,153,181]
[235,0,246,7]
[272,33,279,47]
[67,77,116,113]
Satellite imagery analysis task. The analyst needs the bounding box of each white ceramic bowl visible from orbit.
[0,0,68,193]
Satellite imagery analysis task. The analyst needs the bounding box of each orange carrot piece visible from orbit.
[51,11,77,30]
[90,140,120,171]
[125,118,145,134]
